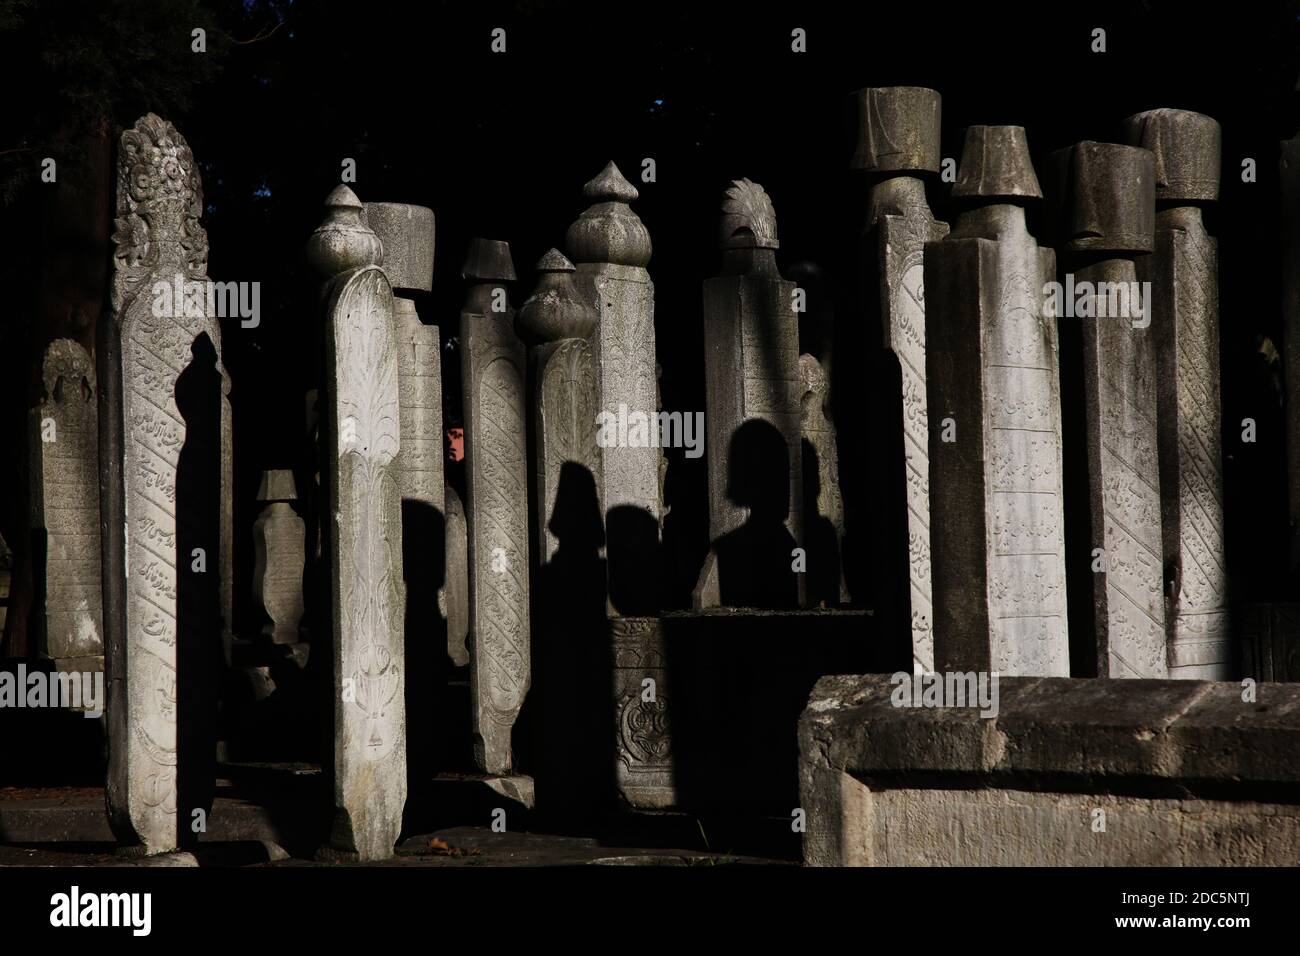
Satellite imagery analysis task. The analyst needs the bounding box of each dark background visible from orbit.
[1,0,1298,646]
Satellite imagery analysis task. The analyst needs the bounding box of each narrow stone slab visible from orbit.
[925,126,1068,675]
[852,88,949,669]
[566,162,661,614]
[693,179,803,609]
[30,339,103,667]
[306,185,406,861]
[1049,141,1163,677]
[104,114,232,855]
[252,470,304,644]
[460,238,530,775]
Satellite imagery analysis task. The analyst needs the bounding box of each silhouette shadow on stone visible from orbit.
[711,418,798,609]
[801,438,842,608]
[606,504,661,616]
[402,499,446,790]
[175,332,223,846]
[522,461,613,822]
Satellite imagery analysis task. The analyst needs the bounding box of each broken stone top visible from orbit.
[111,113,208,310]
[1053,141,1155,254]
[41,339,95,402]
[565,161,652,268]
[257,469,298,503]
[719,178,779,250]
[363,202,435,293]
[460,237,517,283]
[849,86,942,174]
[1121,108,1221,203]
[516,248,597,343]
[952,126,1043,201]
[305,185,384,280]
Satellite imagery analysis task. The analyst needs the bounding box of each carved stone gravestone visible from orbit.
[852,87,949,670]
[30,338,104,672]
[252,469,305,644]
[444,486,470,667]
[924,126,1069,676]
[565,162,661,614]
[103,113,232,854]
[693,179,804,610]
[1123,109,1229,679]
[1049,141,1164,677]
[460,237,530,776]
[306,185,406,861]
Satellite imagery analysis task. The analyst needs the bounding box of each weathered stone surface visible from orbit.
[798,352,845,606]
[1240,603,1300,681]
[1123,109,1229,679]
[30,339,103,665]
[308,185,406,861]
[363,202,434,292]
[518,250,601,565]
[443,486,469,667]
[1050,141,1164,677]
[799,673,1300,865]
[924,126,1068,676]
[460,238,530,775]
[854,88,948,670]
[252,470,305,644]
[104,114,231,854]
[565,162,661,614]
[694,179,803,610]
[611,617,675,808]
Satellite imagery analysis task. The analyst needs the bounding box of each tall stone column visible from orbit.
[565,162,661,614]
[460,238,530,776]
[924,126,1069,676]
[852,87,949,670]
[1050,141,1164,677]
[306,186,406,861]
[517,249,602,813]
[693,178,803,609]
[1123,109,1229,679]
[103,114,231,854]
[30,339,104,675]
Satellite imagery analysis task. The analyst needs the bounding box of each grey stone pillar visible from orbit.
[104,114,232,854]
[1049,141,1163,677]
[852,87,950,670]
[306,185,406,861]
[925,126,1069,676]
[251,470,305,645]
[565,162,661,614]
[692,178,804,610]
[460,238,530,776]
[1123,109,1229,679]
[444,486,469,667]
[30,339,104,674]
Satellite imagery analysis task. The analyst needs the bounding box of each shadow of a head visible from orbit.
[726,418,789,520]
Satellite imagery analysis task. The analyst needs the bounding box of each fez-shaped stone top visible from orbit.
[952,126,1043,201]
[1121,108,1221,203]
[257,469,298,503]
[363,202,435,293]
[1050,141,1155,254]
[565,161,652,268]
[305,185,384,279]
[719,178,779,250]
[460,237,516,283]
[517,248,597,343]
[849,86,942,174]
